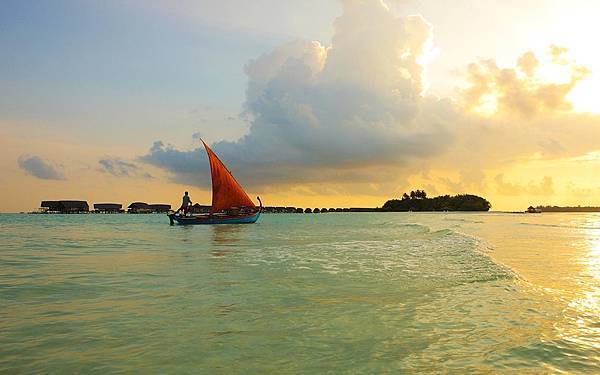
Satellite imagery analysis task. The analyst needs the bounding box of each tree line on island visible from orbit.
[382,190,491,212]
[532,205,600,212]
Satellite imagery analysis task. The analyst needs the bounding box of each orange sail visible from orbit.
[202,140,256,214]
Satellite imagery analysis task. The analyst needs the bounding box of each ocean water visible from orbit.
[0,212,598,373]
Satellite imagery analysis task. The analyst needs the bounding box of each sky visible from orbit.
[1,0,600,212]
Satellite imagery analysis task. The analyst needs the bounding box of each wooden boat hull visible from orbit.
[168,211,260,225]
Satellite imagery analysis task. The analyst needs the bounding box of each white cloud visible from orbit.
[143,0,456,188]
[141,0,600,198]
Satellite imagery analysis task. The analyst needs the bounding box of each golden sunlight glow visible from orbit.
[536,62,573,85]
[464,46,589,117]
[531,3,600,113]
[585,217,600,281]
[552,216,600,353]
[569,151,600,162]
[568,78,599,113]
[472,92,499,116]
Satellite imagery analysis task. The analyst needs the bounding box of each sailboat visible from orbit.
[168,140,262,225]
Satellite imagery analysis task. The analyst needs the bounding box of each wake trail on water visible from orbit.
[243,221,514,288]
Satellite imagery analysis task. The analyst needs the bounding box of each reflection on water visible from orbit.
[1,213,599,373]
[211,224,247,244]
[584,219,600,280]
[210,224,248,257]
[553,220,600,358]
[451,213,600,372]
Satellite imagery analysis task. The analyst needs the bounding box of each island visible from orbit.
[533,205,600,212]
[382,190,491,212]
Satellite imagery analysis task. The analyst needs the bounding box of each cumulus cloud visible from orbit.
[462,46,589,118]
[517,51,539,77]
[18,155,65,180]
[142,0,455,188]
[140,0,600,198]
[435,46,599,180]
[98,157,153,179]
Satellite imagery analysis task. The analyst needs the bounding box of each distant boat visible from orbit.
[168,140,262,225]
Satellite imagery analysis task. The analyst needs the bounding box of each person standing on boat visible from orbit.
[178,191,192,216]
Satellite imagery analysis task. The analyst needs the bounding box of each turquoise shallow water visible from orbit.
[1,212,598,373]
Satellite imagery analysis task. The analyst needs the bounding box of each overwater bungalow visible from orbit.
[190,204,211,214]
[40,200,89,214]
[148,204,171,213]
[128,202,151,214]
[128,202,171,213]
[304,208,312,213]
[313,208,321,213]
[296,208,304,213]
[349,207,379,212]
[259,206,299,214]
[93,203,123,213]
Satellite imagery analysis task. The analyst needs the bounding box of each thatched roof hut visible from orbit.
[41,201,62,212]
[128,202,150,213]
[93,203,122,213]
[148,204,171,213]
[128,202,148,209]
[41,200,89,213]
[128,202,171,213]
[190,204,211,213]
